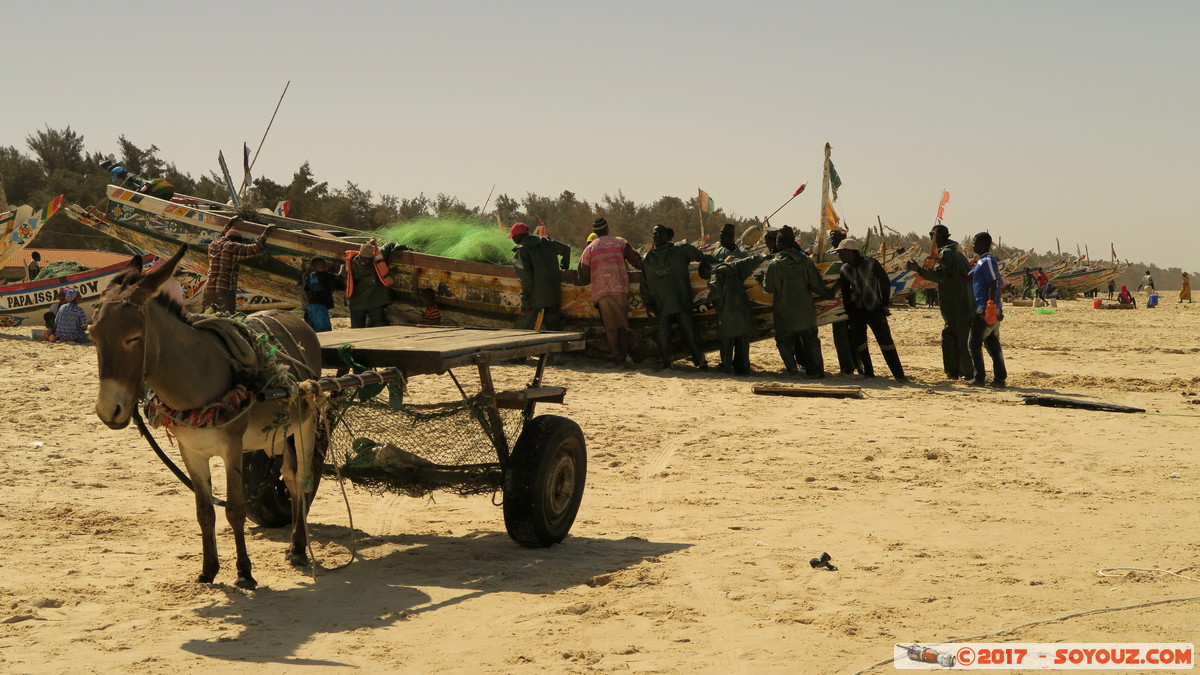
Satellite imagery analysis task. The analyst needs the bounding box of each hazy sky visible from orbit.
[8,1,1199,270]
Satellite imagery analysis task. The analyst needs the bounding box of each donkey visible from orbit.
[91,245,322,589]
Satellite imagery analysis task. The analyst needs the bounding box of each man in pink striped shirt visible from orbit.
[577,218,643,366]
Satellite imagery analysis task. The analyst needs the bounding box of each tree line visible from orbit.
[0,125,1190,289]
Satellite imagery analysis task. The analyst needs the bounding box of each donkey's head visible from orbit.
[92,245,187,429]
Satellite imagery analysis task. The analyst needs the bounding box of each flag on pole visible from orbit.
[241,142,252,191]
[822,200,841,231]
[793,183,808,197]
[535,216,546,236]
[828,163,842,201]
[698,188,716,215]
[936,190,950,220]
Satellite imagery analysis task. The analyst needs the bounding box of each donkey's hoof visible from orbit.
[196,573,216,584]
[286,552,308,569]
[235,576,258,590]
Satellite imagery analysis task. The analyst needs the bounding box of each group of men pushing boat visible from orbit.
[506,217,1007,387]
[201,213,1007,387]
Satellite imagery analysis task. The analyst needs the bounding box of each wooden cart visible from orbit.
[244,325,588,548]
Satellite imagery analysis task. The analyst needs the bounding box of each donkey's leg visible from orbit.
[281,417,316,568]
[179,448,219,584]
[222,443,257,590]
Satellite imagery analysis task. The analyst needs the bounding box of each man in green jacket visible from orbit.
[906,224,975,381]
[763,226,833,378]
[707,253,767,375]
[509,222,571,331]
[837,238,906,381]
[712,223,747,261]
[640,224,716,369]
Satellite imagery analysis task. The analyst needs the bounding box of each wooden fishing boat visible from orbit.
[0,255,157,328]
[0,196,64,269]
[67,186,858,358]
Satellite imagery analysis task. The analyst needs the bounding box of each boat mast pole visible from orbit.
[240,80,291,200]
[817,143,831,263]
[479,183,496,215]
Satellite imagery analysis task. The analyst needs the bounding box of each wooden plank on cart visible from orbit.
[317,325,585,375]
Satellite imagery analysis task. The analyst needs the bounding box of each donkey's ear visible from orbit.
[125,254,144,275]
[132,245,187,303]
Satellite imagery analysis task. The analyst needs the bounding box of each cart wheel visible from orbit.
[243,437,326,528]
[503,415,587,547]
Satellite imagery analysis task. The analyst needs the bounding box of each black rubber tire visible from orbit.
[243,436,326,528]
[503,415,587,547]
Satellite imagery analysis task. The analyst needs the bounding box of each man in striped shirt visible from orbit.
[203,217,275,313]
[968,231,1007,388]
[577,218,642,366]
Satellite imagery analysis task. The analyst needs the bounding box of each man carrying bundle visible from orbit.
[640,224,716,370]
[508,222,571,331]
[763,226,832,378]
[906,224,974,381]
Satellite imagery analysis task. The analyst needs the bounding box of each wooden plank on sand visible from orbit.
[752,383,864,399]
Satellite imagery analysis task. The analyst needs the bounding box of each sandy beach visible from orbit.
[1,297,1197,674]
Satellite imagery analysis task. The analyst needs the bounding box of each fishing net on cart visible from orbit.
[323,381,526,498]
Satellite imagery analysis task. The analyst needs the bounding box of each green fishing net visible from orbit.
[35,261,89,280]
[376,217,515,265]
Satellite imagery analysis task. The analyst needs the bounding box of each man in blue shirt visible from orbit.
[967,232,1007,387]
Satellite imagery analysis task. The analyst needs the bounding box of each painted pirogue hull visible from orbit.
[0,256,155,328]
[71,187,857,358]
[1047,264,1127,293]
[0,196,64,268]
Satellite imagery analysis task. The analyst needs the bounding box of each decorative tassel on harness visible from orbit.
[143,385,256,429]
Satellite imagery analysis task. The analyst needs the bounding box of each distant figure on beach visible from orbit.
[26,251,41,281]
[299,255,343,333]
[640,224,716,370]
[204,217,275,313]
[420,287,442,325]
[968,232,1007,388]
[837,238,906,381]
[577,217,642,367]
[509,221,571,331]
[345,238,393,328]
[1117,284,1137,307]
[1023,268,1036,299]
[1035,267,1048,300]
[713,223,747,261]
[907,224,974,382]
[1107,279,1116,300]
[54,288,89,344]
[765,226,831,378]
[1179,273,1191,303]
[707,252,766,375]
[1137,270,1155,299]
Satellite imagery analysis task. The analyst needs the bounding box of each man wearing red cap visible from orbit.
[203,216,275,313]
[509,222,570,331]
